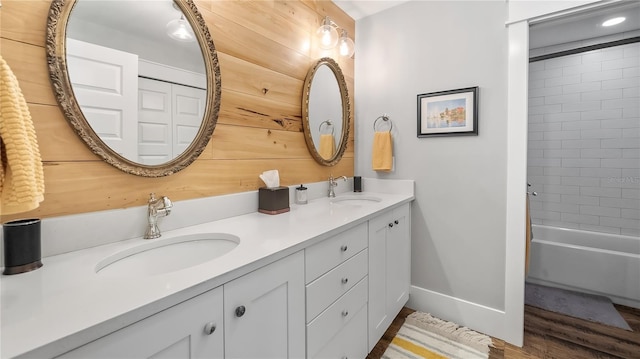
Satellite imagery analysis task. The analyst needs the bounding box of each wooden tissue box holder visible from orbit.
[258,187,290,215]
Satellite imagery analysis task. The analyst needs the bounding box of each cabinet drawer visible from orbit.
[311,302,367,359]
[306,249,368,322]
[305,223,368,283]
[306,276,368,358]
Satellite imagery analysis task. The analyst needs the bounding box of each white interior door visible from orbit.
[66,38,138,159]
[138,78,172,165]
[173,85,206,156]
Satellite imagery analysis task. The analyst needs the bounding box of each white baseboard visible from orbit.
[407,285,512,343]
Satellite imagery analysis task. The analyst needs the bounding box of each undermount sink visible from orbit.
[330,195,382,206]
[96,233,240,277]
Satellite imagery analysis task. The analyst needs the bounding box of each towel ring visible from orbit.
[373,115,393,132]
[319,120,335,135]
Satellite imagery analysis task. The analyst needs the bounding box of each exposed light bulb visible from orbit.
[321,30,333,47]
[602,17,626,27]
[338,30,355,58]
[166,15,195,42]
[316,17,338,50]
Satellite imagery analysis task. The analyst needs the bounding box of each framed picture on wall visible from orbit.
[417,87,478,137]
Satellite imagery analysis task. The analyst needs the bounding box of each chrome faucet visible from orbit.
[328,175,347,198]
[144,193,172,239]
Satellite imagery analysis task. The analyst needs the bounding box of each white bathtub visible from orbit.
[527,224,640,309]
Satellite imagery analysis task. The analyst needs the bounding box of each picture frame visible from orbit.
[417,86,478,137]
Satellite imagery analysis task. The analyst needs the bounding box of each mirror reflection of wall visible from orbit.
[66,0,204,73]
[65,0,207,165]
[308,64,343,160]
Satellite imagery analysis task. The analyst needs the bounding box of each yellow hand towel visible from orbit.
[0,56,45,215]
[372,131,393,172]
[319,134,335,159]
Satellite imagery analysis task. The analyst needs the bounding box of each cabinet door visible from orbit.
[368,211,392,351]
[224,251,305,359]
[368,203,412,352]
[58,286,224,359]
[387,204,411,317]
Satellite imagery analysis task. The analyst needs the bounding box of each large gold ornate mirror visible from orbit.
[47,0,221,177]
[302,58,350,166]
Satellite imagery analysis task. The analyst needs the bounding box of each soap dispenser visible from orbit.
[295,184,308,204]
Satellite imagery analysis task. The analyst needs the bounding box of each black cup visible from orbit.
[3,218,43,275]
[354,176,362,192]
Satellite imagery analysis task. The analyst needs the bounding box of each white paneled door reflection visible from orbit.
[138,78,172,165]
[138,78,205,165]
[66,38,138,160]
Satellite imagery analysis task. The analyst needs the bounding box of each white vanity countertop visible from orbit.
[1,189,413,358]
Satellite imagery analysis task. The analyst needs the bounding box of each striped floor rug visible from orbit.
[382,312,492,359]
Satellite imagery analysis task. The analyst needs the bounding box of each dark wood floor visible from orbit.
[367,304,640,359]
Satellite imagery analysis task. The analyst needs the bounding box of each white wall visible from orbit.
[528,40,640,236]
[355,0,510,339]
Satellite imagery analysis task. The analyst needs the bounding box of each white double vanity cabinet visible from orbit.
[1,184,413,359]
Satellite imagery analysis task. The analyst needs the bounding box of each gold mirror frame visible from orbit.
[46,0,221,177]
[302,58,351,167]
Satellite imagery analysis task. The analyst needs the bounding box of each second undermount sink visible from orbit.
[330,195,382,206]
[96,233,240,277]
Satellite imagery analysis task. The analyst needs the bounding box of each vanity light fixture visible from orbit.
[602,17,626,27]
[316,16,355,58]
[166,14,195,42]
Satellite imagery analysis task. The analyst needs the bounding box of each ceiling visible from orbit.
[66,0,204,71]
[530,1,640,49]
[68,0,185,45]
[67,1,639,56]
[333,0,410,20]
[334,0,639,50]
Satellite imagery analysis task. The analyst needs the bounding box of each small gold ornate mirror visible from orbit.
[47,0,221,177]
[302,58,351,166]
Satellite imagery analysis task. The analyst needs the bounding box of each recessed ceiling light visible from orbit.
[602,17,626,27]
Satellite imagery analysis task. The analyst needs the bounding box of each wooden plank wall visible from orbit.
[1,0,355,221]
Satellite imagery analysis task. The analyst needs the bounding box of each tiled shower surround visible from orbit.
[527,39,640,237]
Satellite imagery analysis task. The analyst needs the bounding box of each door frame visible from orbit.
[504,0,613,347]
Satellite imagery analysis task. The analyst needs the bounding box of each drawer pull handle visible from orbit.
[340,245,348,252]
[204,322,217,335]
[342,310,349,317]
[388,223,393,228]
[341,277,348,284]
[235,305,246,317]
[394,220,399,225]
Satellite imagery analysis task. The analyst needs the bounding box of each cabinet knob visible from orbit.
[235,305,246,317]
[394,220,399,225]
[341,277,348,284]
[340,245,348,252]
[388,223,394,228]
[203,322,217,335]
[342,310,349,317]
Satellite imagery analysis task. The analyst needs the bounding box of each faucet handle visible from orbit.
[162,196,173,215]
[148,192,156,202]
